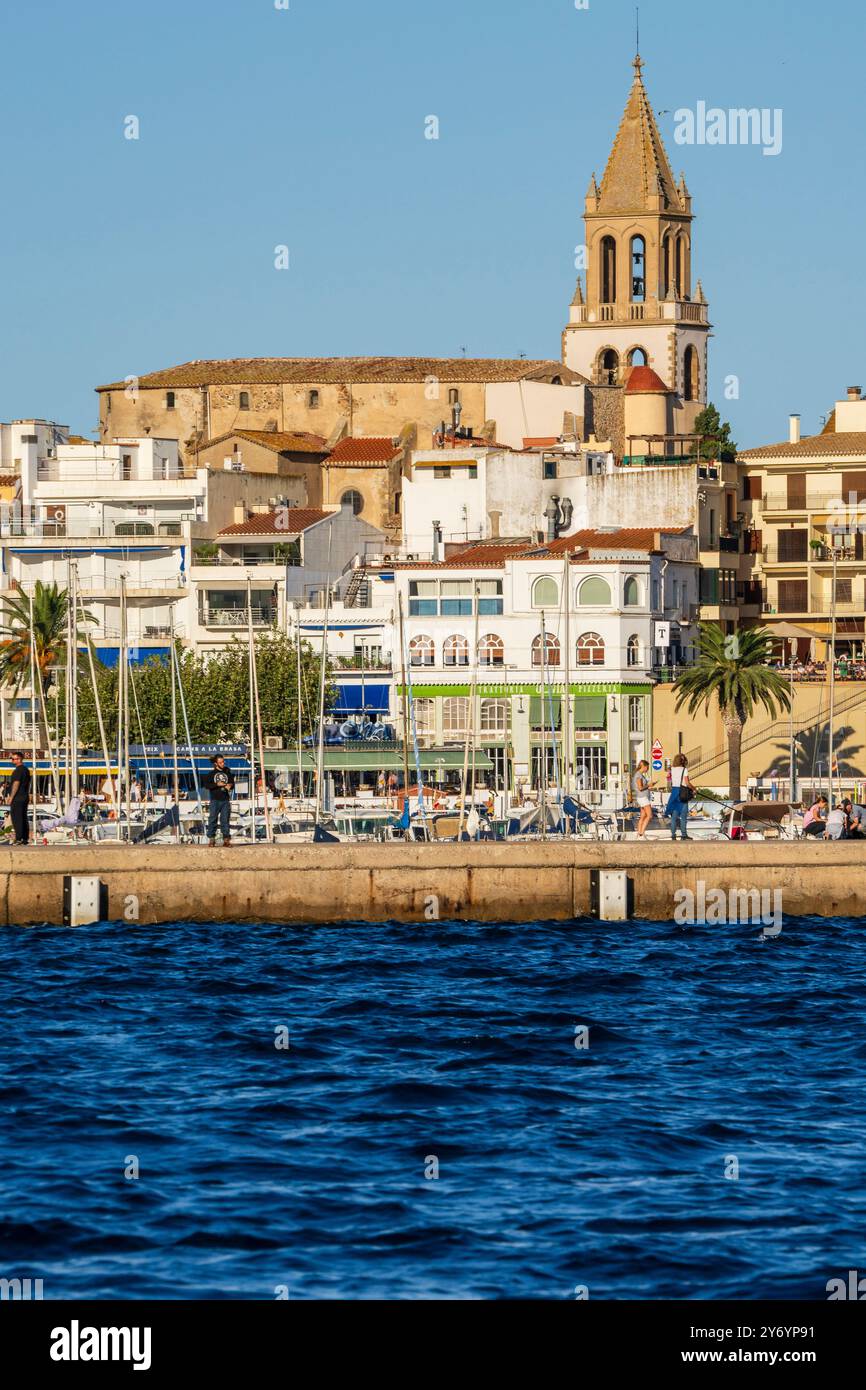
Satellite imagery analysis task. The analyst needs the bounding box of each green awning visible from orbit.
[573,696,607,729]
[262,746,493,772]
[529,695,562,729]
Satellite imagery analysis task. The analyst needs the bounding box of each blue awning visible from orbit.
[95,646,170,669]
[332,682,390,714]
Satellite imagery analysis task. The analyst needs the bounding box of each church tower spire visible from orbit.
[562,55,711,432]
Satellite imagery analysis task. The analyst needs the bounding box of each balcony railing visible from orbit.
[200,607,275,629]
[0,520,187,540]
[36,461,183,482]
[762,494,851,513]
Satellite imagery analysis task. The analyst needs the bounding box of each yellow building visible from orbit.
[740,388,866,658]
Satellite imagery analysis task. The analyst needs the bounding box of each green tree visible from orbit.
[673,624,792,801]
[693,403,738,463]
[0,582,93,771]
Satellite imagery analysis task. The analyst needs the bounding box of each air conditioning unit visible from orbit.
[264,736,284,751]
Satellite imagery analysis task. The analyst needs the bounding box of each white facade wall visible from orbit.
[484,381,586,450]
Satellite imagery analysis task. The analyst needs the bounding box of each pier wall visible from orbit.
[0,842,862,925]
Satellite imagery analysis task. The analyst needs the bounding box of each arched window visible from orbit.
[443,697,470,736]
[448,387,460,405]
[676,235,685,297]
[600,348,619,386]
[239,390,250,410]
[532,576,559,609]
[478,634,504,667]
[684,345,699,402]
[624,576,642,607]
[308,389,320,409]
[628,347,648,368]
[578,576,612,606]
[577,632,605,666]
[341,489,363,515]
[480,699,508,734]
[532,633,561,667]
[409,634,434,667]
[551,375,563,386]
[627,635,641,668]
[661,232,672,297]
[414,697,435,735]
[630,235,646,302]
[443,634,469,668]
[600,235,617,303]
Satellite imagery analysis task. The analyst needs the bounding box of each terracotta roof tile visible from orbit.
[625,365,671,393]
[97,357,588,391]
[194,429,328,456]
[326,437,403,465]
[218,507,329,537]
[739,432,866,460]
[0,474,20,487]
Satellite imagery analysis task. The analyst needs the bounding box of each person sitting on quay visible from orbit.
[802,795,829,836]
[824,803,849,840]
[845,798,866,838]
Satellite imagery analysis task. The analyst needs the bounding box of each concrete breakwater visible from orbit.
[0,841,863,925]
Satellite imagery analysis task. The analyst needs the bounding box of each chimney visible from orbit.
[232,504,246,525]
[849,386,862,401]
[789,414,801,446]
[432,520,442,563]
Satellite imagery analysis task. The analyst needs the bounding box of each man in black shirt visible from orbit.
[203,754,235,846]
[7,751,31,845]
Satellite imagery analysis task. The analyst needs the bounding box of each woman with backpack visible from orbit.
[666,754,694,842]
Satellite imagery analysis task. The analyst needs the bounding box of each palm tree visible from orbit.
[673,624,792,801]
[0,581,92,770]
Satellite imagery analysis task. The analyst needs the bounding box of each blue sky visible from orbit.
[0,0,862,448]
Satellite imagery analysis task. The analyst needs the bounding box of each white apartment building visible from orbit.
[386,527,698,800]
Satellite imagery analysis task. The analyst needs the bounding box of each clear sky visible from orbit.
[0,0,863,449]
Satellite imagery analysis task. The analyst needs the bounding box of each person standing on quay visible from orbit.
[6,751,31,846]
[204,754,235,847]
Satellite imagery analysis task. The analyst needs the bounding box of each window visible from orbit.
[600,349,619,386]
[624,576,641,607]
[477,580,503,616]
[628,347,648,368]
[575,745,607,791]
[630,235,646,302]
[532,576,559,609]
[434,467,452,479]
[578,576,612,606]
[239,391,250,410]
[409,634,435,667]
[121,454,132,480]
[530,696,562,732]
[166,391,175,409]
[409,581,438,617]
[443,634,469,668]
[600,235,617,303]
[448,388,460,405]
[532,633,561,667]
[341,489,363,515]
[684,346,699,402]
[662,233,672,297]
[629,696,645,734]
[478,634,504,667]
[394,492,401,515]
[576,632,605,666]
[480,699,508,734]
[308,390,320,408]
[440,581,473,617]
[835,578,853,604]
[414,698,435,736]
[787,475,806,509]
[627,634,641,667]
[778,580,808,614]
[778,529,808,562]
[443,697,470,736]
[543,458,558,480]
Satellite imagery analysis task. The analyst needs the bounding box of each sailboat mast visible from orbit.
[540,610,548,842]
[28,589,38,840]
[169,603,180,840]
[295,610,304,802]
[246,575,257,842]
[563,551,572,797]
[397,591,412,828]
[828,546,837,807]
[314,526,333,827]
[121,574,131,832]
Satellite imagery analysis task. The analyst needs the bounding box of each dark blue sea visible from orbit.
[1,917,864,1300]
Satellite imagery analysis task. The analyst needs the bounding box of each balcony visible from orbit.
[200,606,275,629]
[0,520,187,541]
[762,494,849,514]
[36,461,183,482]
